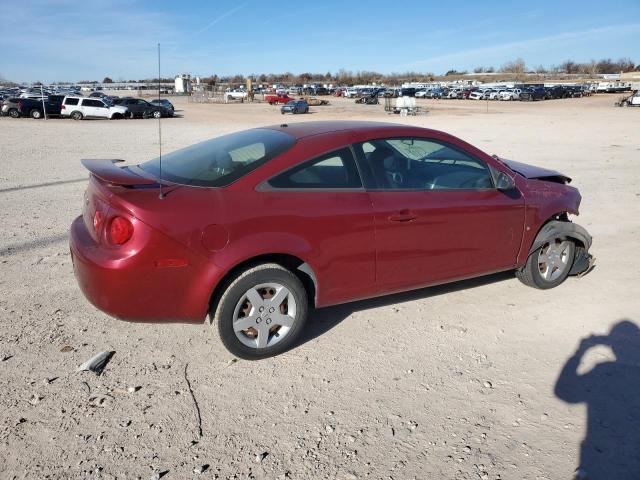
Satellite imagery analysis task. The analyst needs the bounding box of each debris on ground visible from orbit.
[76,351,115,375]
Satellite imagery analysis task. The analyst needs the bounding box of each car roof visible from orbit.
[263,121,442,140]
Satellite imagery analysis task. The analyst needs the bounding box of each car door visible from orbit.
[80,99,102,118]
[94,100,110,118]
[120,99,138,115]
[136,99,151,115]
[353,137,525,292]
[259,145,376,307]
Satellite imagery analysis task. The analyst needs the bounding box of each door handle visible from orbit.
[389,210,417,222]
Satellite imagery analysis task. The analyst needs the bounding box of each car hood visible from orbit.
[499,157,572,183]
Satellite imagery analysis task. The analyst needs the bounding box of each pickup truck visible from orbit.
[265,93,295,105]
[16,95,65,118]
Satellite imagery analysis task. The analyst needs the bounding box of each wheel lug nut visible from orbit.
[259,307,264,312]
[256,317,262,323]
[269,307,275,313]
[266,318,272,324]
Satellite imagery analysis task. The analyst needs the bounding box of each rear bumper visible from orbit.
[70,215,219,323]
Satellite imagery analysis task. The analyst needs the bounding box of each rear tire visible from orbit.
[8,108,19,118]
[30,109,42,119]
[212,263,309,360]
[516,239,576,289]
[70,111,83,120]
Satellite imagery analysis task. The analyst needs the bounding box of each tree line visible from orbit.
[3,57,637,87]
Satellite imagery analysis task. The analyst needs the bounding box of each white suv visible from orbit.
[343,87,359,98]
[60,96,128,120]
[499,89,522,101]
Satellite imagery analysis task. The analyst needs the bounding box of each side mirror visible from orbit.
[495,171,515,191]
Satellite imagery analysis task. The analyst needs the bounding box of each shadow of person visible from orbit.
[554,320,640,479]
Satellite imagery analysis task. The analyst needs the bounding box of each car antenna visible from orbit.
[157,42,165,200]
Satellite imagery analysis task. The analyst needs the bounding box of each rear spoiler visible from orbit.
[81,159,157,186]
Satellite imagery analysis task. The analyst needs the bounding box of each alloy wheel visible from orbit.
[232,283,297,349]
[537,240,572,281]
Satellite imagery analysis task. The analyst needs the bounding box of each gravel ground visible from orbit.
[0,95,639,480]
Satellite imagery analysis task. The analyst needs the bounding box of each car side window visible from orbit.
[269,148,362,189]
[355,138,494,190]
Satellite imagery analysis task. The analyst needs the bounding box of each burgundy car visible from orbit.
[70,121,593,359]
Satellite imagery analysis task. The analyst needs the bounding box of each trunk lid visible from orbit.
[81,159,157,185]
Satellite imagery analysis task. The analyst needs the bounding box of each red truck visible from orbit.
[265,94,295,105]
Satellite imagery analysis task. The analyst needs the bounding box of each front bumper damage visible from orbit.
[570,249,596,278]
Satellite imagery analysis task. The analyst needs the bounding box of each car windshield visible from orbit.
[139,128,296,187]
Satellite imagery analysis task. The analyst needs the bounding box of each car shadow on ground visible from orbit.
[554,319,640,480]
[0,177,87,194]
[296,270,515,347]
[0,232,69,257]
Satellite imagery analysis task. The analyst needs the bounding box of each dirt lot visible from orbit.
[1,95,639,480]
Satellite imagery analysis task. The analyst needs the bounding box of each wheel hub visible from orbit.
[538,240,571,281]
[232,283,297,349]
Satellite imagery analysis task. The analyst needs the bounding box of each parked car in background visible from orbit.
[344,88,359,98]
[265,93,295,105]
[499,89,521,101]
[60,96,128,120]
[224,89,248,101]
[520,88,546,101]
[615,91,640,107]
[150,98,175,114]
[16,95,65,118]
[545,86,569,99]
[112,97,172,118]
[1,97,22,118]
[70,121,594,359]
[280,100,309,114]
[567,86,584,98]
[468,90,484,100]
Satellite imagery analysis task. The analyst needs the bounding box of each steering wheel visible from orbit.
[385,171,404,188]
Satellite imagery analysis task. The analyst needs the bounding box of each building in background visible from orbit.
[175,74,193,94]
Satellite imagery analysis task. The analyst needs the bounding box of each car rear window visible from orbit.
[139,128,296,187]
[64,98,79,105]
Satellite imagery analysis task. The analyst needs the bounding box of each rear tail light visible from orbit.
[61,104,66,110]
[107,216,134,245]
